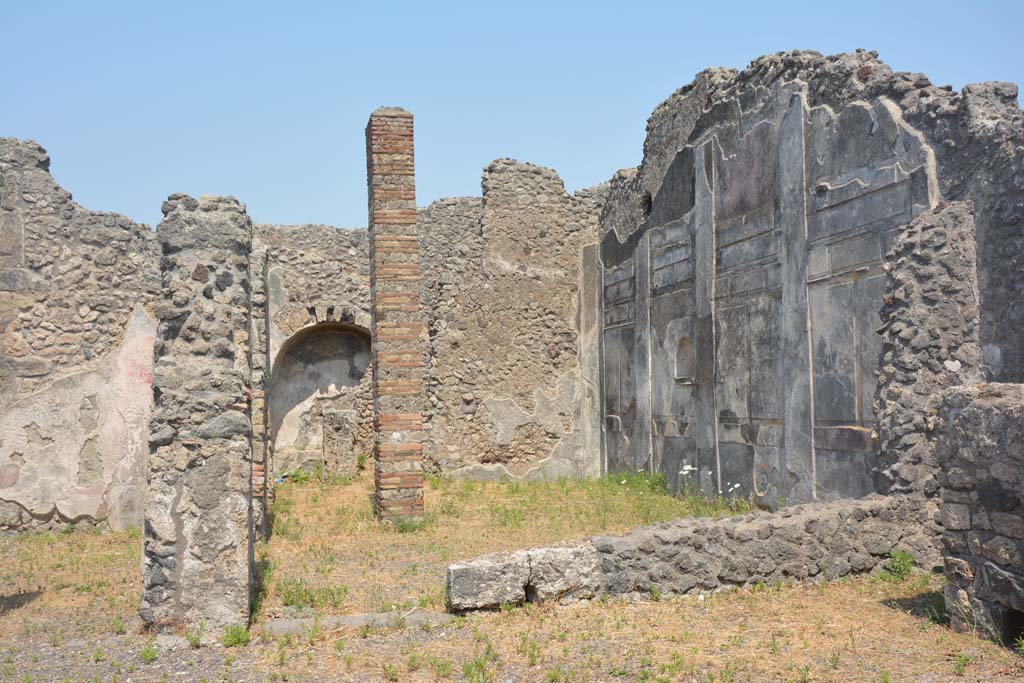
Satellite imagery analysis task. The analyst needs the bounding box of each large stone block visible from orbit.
[447,551,530,610]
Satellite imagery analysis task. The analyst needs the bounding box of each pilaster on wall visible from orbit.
[141,194,254,633]
[365,108,426,520]
[250,237,271,539]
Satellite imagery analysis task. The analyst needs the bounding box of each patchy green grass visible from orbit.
[255,570,1021,683]
[259,471,749,618]
[882,549,915,582]
[275,577,348,610]
[0,526,139,640]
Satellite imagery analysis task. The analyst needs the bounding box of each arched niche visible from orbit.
[674,337,696,385]
[268,322,372,477]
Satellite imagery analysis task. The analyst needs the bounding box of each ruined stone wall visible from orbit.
[607,57,1023,378]
[419,160,607,479]
[937,383,1024,645]
[874,201,983,504]
[260,224,371,348]
[952,84,1024,383]
[142,194,254,632]
[598,50,1022,505]
[447,494,933,610]
[258,224,372,477]
[868,201,986,563]
[0,138,158,531]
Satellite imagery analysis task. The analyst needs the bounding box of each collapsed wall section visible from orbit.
[141,194,254,632]
[419,161,607,480]
[0,138,158,532]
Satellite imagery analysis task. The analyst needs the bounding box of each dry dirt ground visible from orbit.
[1,473,1021,682]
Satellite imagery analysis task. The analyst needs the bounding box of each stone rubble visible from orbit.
[447,495,932,610]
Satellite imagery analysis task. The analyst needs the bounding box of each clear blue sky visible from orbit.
[1,1,1020,229]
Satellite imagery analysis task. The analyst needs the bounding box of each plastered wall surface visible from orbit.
[0,138,158,531]
[420,160,607,481]
[269,326,371,475]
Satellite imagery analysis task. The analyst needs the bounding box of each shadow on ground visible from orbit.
[882,588,949,624]
[0,589,42,613]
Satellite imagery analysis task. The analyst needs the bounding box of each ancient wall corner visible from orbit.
[936,383,1024,645]
[955,82,1024,383]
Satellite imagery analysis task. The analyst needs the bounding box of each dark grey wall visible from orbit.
[598,52,1023,509]
[599,70,946,507]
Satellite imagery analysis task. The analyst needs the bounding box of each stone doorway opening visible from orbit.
[999,607,1024,649]
[269,322,372,479]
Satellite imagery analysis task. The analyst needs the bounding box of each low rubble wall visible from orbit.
[447,495,933,610]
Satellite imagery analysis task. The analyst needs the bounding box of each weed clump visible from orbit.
[221,625,250,648]
[882,550,914,582]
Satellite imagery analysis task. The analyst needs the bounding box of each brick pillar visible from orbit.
[366,108,425,520]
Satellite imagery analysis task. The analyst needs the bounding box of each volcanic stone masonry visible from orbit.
[938,383,1024,644]
[259,224,372,482]
[365,107,427,520]
[444,50,1024,649]
[447,495,935,610]
[141,194,255,633]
